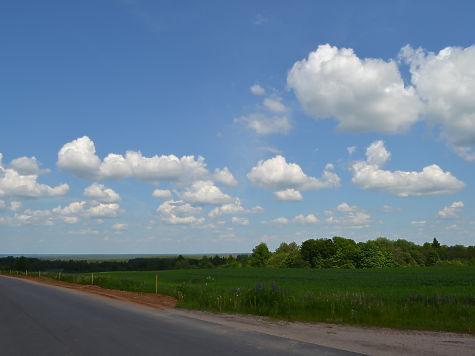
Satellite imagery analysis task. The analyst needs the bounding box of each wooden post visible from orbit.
[25,270,28,276]
[155,274,158,294]
[91,272,94,285]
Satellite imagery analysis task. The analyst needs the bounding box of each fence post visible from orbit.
[26,270,28,276]
[91,272,94,285]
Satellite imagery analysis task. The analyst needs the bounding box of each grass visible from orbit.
[93,267,475,334]
[5,266,474,334]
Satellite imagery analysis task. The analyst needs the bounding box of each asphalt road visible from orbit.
[0,276,363,356]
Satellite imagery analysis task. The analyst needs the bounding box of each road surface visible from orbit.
[0,276,361,355]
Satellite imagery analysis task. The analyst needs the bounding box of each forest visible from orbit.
[1,237,474,273]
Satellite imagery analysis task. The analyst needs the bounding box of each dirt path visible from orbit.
[1,274,177,309]
[4,274,474,356]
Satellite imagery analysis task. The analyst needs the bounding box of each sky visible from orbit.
[1,0,475,254]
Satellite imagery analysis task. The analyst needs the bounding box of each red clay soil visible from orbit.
[2,274,177,310]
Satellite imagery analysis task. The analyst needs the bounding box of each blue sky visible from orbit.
[1,0,474,253]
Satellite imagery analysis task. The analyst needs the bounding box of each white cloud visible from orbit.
[112,223,128,231]
[57,136,102,179]
[209,198,263,217]
[247,155,340,192]
[181,180,232,205]
[263,213,318,225]
[411,220,426,226]
[213,167,238,186]
[10,201,21,211]
[84,183,121,203]
[263,97,287,113]
[347,146,356,155]
[273,189,303,201]
[0,154,69,198]
[352,141,465,197]
[231,217,250,226]
[57,136,209,183]
[438,201,464,219]
[293,214,319,224]
[235,114,291,135]
[288,44,422,134]
[9,156,49,175]
[68,229,100,235]
[53,201,87,216]
[382,205,398,213]
[152,189,172,199]
[336,202,356,213]
[157,200,204,225]
[86,203,121,218]
[61,216,79,224]
[401,45,475,148]
[250,84,265,96]
[271,217,290,224]
[326,203,371,229]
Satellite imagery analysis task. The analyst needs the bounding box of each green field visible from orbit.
[74,266,475,334]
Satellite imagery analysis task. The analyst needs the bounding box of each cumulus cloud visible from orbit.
[57,137,101,179]
[273,189,303,201]
[270,217,290,224]
[180,180,232,205]
[293,214,319,224]
[263,97,287,113]
[53,201,87,216]
[157,200,204,225]
[0,153,69,198]
[112,223,128,231]
[401,45,475,148]
[288,44,422,134]
[61,216,80,224]
[9,156,49,175]
[231,216,250,226]
[352,141,465,197]
[68,229,100,235]
[235,113,291,135]
[152,189,172,199]
[84,183,121,203]
[57,136,209,183]
[347,146,356,155]
[263,213,318,225]
[86,203,122,218]
[325,202,371,229]
[411,220,426,226]
[213,167,238,186]
[438,201,464,219]
[247,155,340,193]
[209,198,263,217]
[250,84,265,96]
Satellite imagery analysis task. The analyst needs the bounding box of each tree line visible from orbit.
[1,237,474,273]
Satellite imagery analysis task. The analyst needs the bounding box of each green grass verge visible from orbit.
[27,266,475,334]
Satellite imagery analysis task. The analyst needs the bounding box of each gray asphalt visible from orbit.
[0,276,363,356]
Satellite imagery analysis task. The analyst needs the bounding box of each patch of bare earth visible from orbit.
[3,274,176,309]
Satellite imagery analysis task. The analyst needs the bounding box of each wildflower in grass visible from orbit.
[255,282,265,292]
[305,291,315,299]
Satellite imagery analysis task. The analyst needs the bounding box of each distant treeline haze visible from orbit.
[1,237,474,273]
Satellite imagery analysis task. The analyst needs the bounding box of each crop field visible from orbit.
[74,266,475,334]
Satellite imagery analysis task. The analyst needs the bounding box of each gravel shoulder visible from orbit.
[5,274,474,356]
